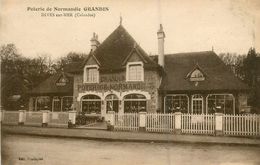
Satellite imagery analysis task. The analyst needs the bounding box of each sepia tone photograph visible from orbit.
[1,0,260,164]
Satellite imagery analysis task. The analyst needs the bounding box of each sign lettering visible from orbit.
[78,82,155,92]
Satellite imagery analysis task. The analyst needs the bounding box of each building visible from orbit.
[28,22,249,116]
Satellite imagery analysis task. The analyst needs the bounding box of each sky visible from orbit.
[0,0,260,60]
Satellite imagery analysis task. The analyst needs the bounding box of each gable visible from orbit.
[187,67,206,82]
[86,55,98,65]
[56,74,69,86]
[122,46,148,66]
[91,25,158,70]
[29,72,73,95]
[128,52,142,62]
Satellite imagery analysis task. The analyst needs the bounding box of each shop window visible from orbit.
[52,96,73,112]
[84,65,99,83]
[124,94,146,113]
[126,62,144,81]
[81,95,101,114]
[36,96,50,111]
[105,94,119,113]
[165,95,188,113]
[192,94,203,114]
[207,94,234,114]
[62,96,73,111]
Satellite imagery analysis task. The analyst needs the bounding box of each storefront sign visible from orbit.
[100,75,125,82]
[78,82,155,92]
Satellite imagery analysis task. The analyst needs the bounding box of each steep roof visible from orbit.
[160,51,249,92]
[63,61,84,73]
[28,72,73,95]
[85,25,159,70]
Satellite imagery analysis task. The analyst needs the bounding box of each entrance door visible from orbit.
[192,94,203,114]
[52,97,61,112]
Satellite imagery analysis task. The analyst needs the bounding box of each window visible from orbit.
[189,69,205,81]
[192,94,203,114]
[207,94,234,114]
[124,94,146,113]
[126,62,144,81]
[84,65,99,83]
[52,96,73,112]
[165,95,188,113]
[56,76,69,86]
[62,96,73,111]
[81,95,101,114]
[36,96,50,111]
[105,94,119,113]
[52,97,61,112]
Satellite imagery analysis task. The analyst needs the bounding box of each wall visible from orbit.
[73,69,161,114]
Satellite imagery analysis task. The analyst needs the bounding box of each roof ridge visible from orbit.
[164,51,214,56]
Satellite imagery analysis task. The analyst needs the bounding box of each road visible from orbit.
[2,134,260,165]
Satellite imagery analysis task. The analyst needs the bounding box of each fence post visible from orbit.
[18,110,26,125]
[68,111,77,128]
[107,111,115,131]
[215,113,224,136]
[42,110,50,127]
[139,112,147,132]
[174,112,182,134]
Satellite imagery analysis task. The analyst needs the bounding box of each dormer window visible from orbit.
[56,76,69,86]
[190,69,205,81]
[84,65,99,83]
[186,63,206,83]
[126,62,144,81]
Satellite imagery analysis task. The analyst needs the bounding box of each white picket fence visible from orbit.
[181,114,215,135]
[224,114,260,136]
[2,111,19,125]
[146,113,175,132]
[114,113,139,131]
[48,112,69,127]
[2,110,260,137]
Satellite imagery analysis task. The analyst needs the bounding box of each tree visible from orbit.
[243,48,258,87]
[219,52,246,80]
[1,44,22,74]
[0,44,55,110]
[54,52,86,71]
[0,44,30,110]
[242,47,259,110]
[24,55,55,88]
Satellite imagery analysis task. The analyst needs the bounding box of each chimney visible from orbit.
[157,24,165,67]
[90,32,100,51]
